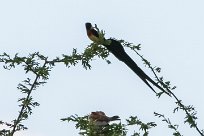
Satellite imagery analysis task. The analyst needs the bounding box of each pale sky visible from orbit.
[0,0,204,136]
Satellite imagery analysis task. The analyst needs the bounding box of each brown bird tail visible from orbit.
[110,116,120,121]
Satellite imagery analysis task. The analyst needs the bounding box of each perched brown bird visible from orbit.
[89,111,120,126]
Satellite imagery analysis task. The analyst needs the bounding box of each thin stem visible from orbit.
[134,49,203,136]
[10,61,47,136]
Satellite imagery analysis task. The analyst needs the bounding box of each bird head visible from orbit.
[85,22,111,45]
[85,22,92,31]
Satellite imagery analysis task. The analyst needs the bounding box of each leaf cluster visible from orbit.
[0,36,203,136]
[61,114,156,136]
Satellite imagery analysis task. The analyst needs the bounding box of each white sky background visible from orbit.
[0,0,204,136]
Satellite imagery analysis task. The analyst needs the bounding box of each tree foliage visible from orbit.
[0,39,203,136]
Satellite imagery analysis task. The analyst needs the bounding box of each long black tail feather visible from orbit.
[122,52,170,96]
[104,39,171,96]
[121,52,158,94]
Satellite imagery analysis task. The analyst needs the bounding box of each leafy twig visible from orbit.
[154,112,182,136]
[122,40,204,136]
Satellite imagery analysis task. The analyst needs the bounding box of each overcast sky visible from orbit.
[0,0,204,136]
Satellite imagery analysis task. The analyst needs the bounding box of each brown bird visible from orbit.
[89,111,120,126]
